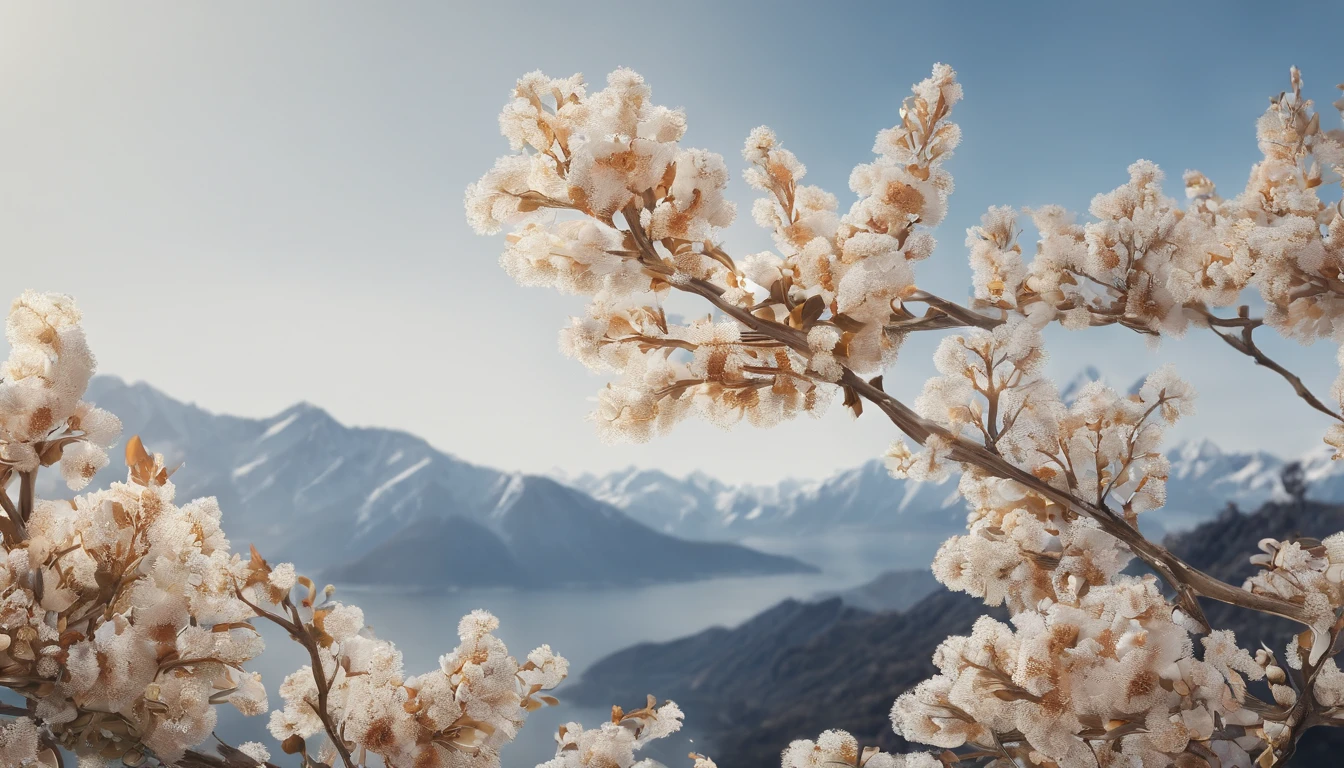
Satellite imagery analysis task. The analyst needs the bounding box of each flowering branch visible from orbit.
[637,217,1316,631]
[234,578,356,768]
[0,292,652,768]
[1199,306,1344,426]
[470,62,1344,765]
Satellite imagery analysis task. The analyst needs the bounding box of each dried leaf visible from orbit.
[281,735,306,755]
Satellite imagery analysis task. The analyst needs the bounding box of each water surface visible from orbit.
[216,570,863,766]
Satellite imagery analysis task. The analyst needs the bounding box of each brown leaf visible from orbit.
[843,386,862,418]
[125,435,153,484]
[799,295,825,328]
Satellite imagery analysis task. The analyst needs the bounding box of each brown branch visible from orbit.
[0,486,24,542]
[884,291,1004,335]
[1200,308,1344,425]
[617,206,1315,631]
[17,470,34,526]
[677,278,1310,625]
[237,587,355,768]
[839,370,1313,629]
[886,295,1342,427]
[906,290,1004,331]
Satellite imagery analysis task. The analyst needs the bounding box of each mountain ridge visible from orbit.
[564,368,1340,541]
[566,499,1344,767]
[69,375,815,587]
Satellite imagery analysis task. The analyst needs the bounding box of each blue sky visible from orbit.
[3,2,1343,482]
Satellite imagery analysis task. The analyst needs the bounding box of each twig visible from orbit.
[1200,307,1344,425]
[236,587,356,768]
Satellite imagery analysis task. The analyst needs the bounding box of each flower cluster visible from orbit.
[892,588,1271,766]
[741,64,958,377]
[0,294,588,768]
[1,291,121,494]
[249,553,568,768]
[1244,534,1344,666]
[974,70,1344,343]
[469,65,961,441]
[536,696,683,768]
[962,71,1344,457]
[0,294,270,766]
[781,729,939,768]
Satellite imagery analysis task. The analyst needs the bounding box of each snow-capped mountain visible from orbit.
[567,460,967,541]
[566,406,1344,545]
[59,376,812,586]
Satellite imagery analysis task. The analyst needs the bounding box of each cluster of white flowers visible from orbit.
[469,65,961,441]
[962,72,1344,459]
[0,294,598,768]
[471,63,1344,767]
[976,70,1344,343]
[741,64,957,378]
[536,696,684,768]
[0,294,269,766]
[892,589,1273,767]
[1,291,120,490]
[885,326,1267,762]
[262,585,568,768]
[782,729,939,768]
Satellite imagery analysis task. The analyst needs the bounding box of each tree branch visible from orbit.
[236,588,356,768]
[662,258,1316,630]
[839,371,1315,630]
[1199,308,1344,425]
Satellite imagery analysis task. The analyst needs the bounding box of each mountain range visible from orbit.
[567,499,1344,767]
[564,367,1342,542]
[814,569,940,613]
[62,376,812,587]
[62,371,1344,589]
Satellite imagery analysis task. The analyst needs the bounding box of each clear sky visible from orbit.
[2,1,1343,484]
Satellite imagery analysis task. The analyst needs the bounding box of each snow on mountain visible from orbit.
[61,376,813,586]
[568,459,966,541]
[565,366,1344,543]
[569,440,1334,544]
[325,473,811,588]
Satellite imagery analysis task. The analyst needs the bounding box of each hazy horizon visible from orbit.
[4,2,1344,483]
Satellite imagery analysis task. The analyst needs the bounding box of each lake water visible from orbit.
[208,528,945,766]
[0,530,938,765]
[215,567,870,766]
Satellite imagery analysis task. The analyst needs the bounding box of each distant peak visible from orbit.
[684,469,724,490]
[279,400,325,416]
[271,400,341,429]
[1174,438,1223,461]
